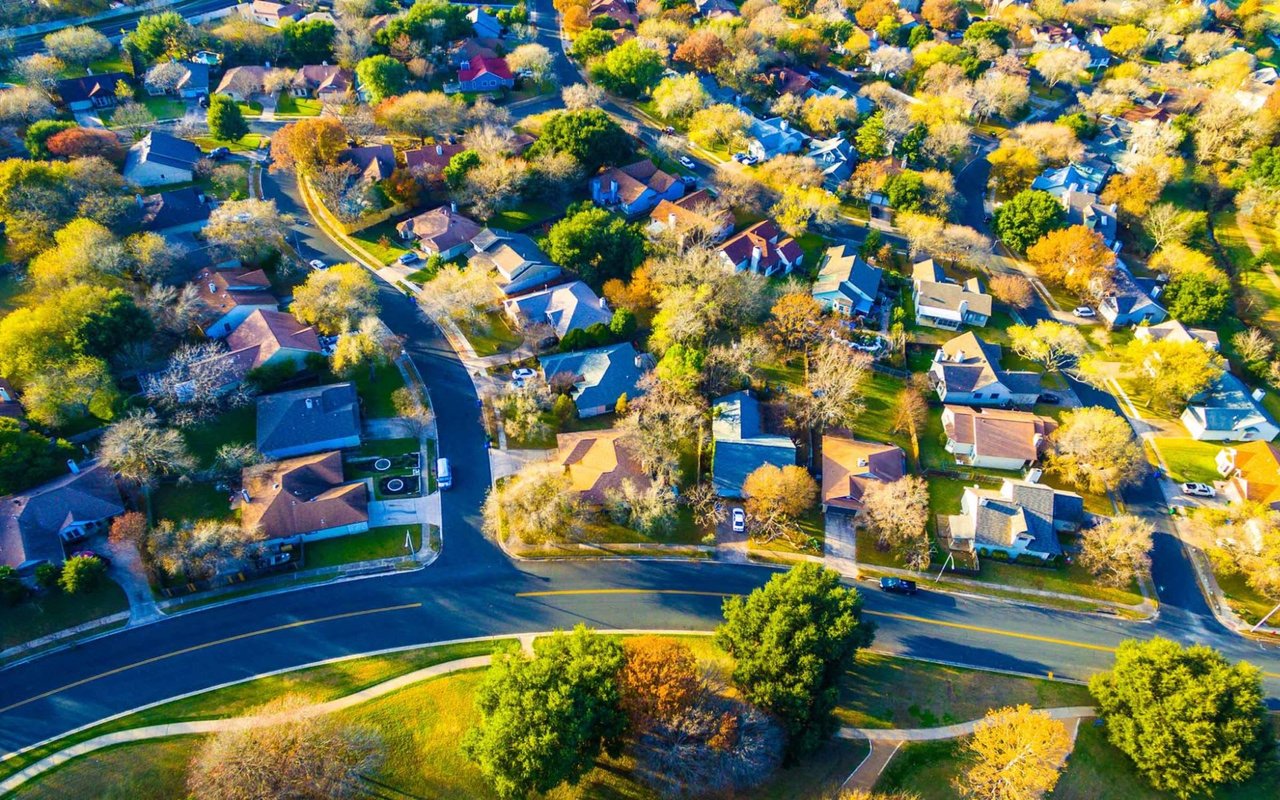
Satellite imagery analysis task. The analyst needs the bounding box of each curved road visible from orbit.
[3,0,1280,762]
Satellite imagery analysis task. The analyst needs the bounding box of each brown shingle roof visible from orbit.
[597,159,678,205]
[942,406,1056,462]
[556,429,652,506]
[719,219,802,271]
[224,309,320,369]
[821,435,905,512]
[238,451,368,540]
[192,267,276,330]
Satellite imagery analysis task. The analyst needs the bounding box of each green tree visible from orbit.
[992,189,1065,252]
[715,564,875,759]
[884,170,925,212]
[528,109,633,172]
[375,0,472,49]
[544,204,646,286]
[589,39,664,98]
[1164,269,1231,325]
[463,626,628,799]
[127,11,194,64]
[1089,638,1269,799]
[24,119,76,159]
[654,343,704,395]
[281,18,335,64]
[964,20,1009,49]
[443,149,481,189]
[355,55,408,104]
[59,553,106,594]
[72,289,154,360]
[0,418,75,496]
[609,307,636,338]
[855,111,887,159]
[570,28,615,62]
[207,94,248,142]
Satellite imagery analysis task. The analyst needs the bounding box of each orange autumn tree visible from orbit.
[269,117,347,175]
[618,636,703,730]
[1026,225,1116,299]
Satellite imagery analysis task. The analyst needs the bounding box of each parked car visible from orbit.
[741,155,759,166]
[1073,306,1096,318]
[732,152,747,162]
[396,251,421,266]
[1038,393,1061,405]
[208,146,230,160]
[1181,482,1216,498]
[308,259,327,271]
[880,577,917,595]
[662,126,676,135]
[678,156,696,169]
[731,507,746,533]
[437,457,453,490]
[511,367,537,382]
[196,93,209,108]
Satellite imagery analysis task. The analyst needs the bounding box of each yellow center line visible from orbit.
[515,589,732,598]
[0,602,423,715]
[863,610,1117,654]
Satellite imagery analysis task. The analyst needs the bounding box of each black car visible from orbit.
[879,577,917,595]
[1038,393,1062,405]
[208,146,231,160]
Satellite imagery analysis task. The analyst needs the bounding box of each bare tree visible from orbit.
[1078,515,1154,588]
[99,410,197,492]
[861,476,931,569]
[144,61,188,95]
[143,341,249,422]
[988,274,1034,309]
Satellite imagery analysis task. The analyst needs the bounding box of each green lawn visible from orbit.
[304,525,419,569]
[486,199,561,231]
[1151,437,1221,484]
[348,437,421,460]
[11,738,198,800]
[463,312,523,357]
[180,405,256,469]
[150,483,234,525]
[1212,566,1279,625]
[2,580,129,650]
[102,95,186,124]
[794,231,830,274]
[274,92,322,116]
[577,505,706,546]
[877,739,965,799]
[193,133,269,154]
[850,371,912,454]
[351,361,406,419]
[351,221,415,265]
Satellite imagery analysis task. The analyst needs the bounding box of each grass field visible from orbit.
[304,525,419,569]
[350,361,406,418]
[150,483,235,525]
[180,405,256,469]
[351,221,415,265]
[463,311,523,357]
[274,93,322,116]
[2,580,128,650]
[487,199,561,231]
[1153,437,1223,484]
[193,133,269,154]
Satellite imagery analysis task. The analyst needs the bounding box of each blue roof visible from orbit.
[711,391,796,497]
[540,343,649,412]
[1187,373,1277,434]
[1030,163,1109,197]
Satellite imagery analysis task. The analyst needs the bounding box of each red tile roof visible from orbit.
[459,55,512,83]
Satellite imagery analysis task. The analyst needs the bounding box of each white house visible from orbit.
[929,332,1042,407]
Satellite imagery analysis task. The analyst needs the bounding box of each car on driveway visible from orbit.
[1073,306,1095,318]
[880,577,917,595]
[1181,482,1216,498]
[208,146,230,160]
[308,259,327,271]
[731,508,746,533]
[1038,393,1061,405]
[741,154,758,166]
[396,251,420,266]
[678,156,696,169]
[512,367,536,381]
[663,126,676,135]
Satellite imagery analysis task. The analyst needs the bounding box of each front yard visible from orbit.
[352,221,415,265]
[2,580,129,651]
[463,311,523,357]
[304,524,422,569]
[275,93,322,116]
[193,133,270,154]
[1151,437,1222,484]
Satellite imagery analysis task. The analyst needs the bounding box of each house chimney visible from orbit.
[610,179,618,198]
[0,386,8,402]
[208,282,217,293]
[305,398,314,409]
[1025,467,1043,483]
[750,246,761,270]
[953,349,965,363]
[67,460,80,474]
[1252,388,1266,402]
[668,212,677,229]
[135,194,144,207]
[780,119,789,131]
[599,297,608,309]
[241,488,251,502]
[450,201,457,213]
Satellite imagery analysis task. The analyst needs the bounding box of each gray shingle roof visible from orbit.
[711,391,796,497]
[540,343,651,412]
[134,131,202,170]
[0,464,124,569]
[256,383,361,458]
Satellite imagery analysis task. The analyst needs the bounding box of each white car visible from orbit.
[308,259,327,271]
[731,508,746,533]
[678,156,696,169]
[1181,482,1216,498]
[1073,306,1095,318]
[511,367,537,381]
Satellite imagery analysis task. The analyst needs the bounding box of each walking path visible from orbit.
[0,637,1095,799]
[837,707,1095,792]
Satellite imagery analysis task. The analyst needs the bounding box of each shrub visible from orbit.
[34,562,61,590]
[59,554,106,594]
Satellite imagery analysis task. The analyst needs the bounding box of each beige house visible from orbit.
[941,406,1057,471]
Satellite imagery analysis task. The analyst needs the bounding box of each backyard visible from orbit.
[180,405,256,469]
[351,361,407,419]
[486,199,562,232]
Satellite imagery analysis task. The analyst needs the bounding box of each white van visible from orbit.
[436,457,452,490]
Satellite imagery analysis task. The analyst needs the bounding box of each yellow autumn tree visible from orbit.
[959,705,1072,800]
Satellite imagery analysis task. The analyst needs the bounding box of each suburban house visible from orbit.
[539,342,652,418]
[221,309,322,376]
[339,144,397,183]
[237,452,369,544]
[1099,266,1167,328]
[256,383,362,459]
[694,0,739,18]
[240,0,305,27]
[941,406,1057,471]
[646,190,732,244]
[929,332,1042,407]
[590,159,684,217]
[0,378,24,423]
[145,61,210,98]
[292,65,353,100]
[0,464,124,572]
[470,228,563,296]
[1061,189,1119,251]
[912,260,993,330]
[717,219,803,277]
[556,429,652,505]
[808,136,856,192]
[1134,319,1220,350]
[452,38,500,67]
[1030,161,1110,198]
[467,7,503,38]
[214,65,267,101]
[397,205,483,260]
[590,0,639,27]
[746,116,809,161]
[820,436,906,517]
[1181,373,1280,443]
[765,66,813,96]
[192,265,277,337]
[711,390,796,498]
[812,244,882,317]
[123,132,202,187]
[945,479,1084,561]
[139,187,210,237]
[55,72,129,110]
[1217,442,1280,514]
[455,56,515,93]
[503,281,612,341]
[405,142,467,175]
